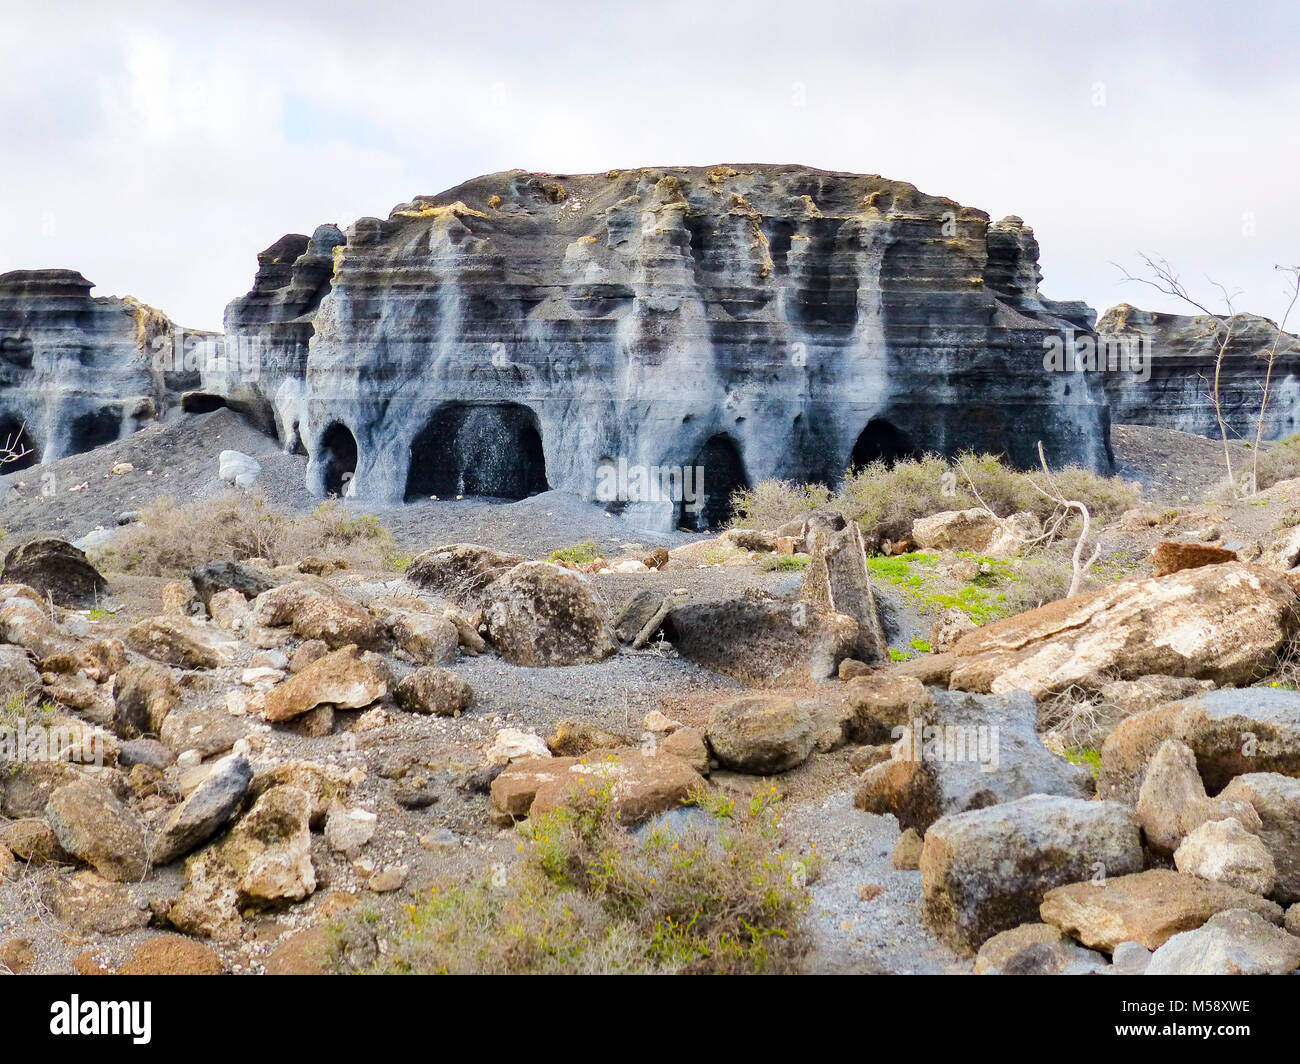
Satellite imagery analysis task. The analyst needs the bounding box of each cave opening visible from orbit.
[68,408,121,454]
[181,392,227,414]
[850,417,920,470]
[686,433,749,531]
[0,414,39,472]
[405,402,548,502]
[320,423,358,496]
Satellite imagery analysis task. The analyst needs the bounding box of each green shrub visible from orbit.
[547,541,604,566]
[365,784,813,975]
[757,553,809,572]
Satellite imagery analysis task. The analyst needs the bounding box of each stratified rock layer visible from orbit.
[0,270,218,463]
[1098,303,1300,443]
[220,166,1112,528]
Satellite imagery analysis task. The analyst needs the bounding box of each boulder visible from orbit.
[118,935,225,975]
[929,609,979,654]
[393,667,473,716]
[0,644,39,703]
[405,544,525,605]
[126,617,237,670]
[984,512,1044,557]
[1219,773,1300,903]
[218,450,261,488]
[855,689,1093,833]
[494,748,705,826]
[911,509,998,552]
[388,610,458,666]
[1145,908,1300,975]
[664,591,858,686]
[252,582,385,651]
[150,753,253,865]
[705,695,814,774]
[168,785,316,937]
[891,828,924,870]
[1173,817,1277,895]
[547,720,636,757]
[481,562,617,667]
[0,538,106,607]
[190,561,274,608]
[159,706,248,758]
[44,779,148,881]
[973,922,1108,975]
[258,645,387,723]
[946,563,1299,698]
[484,728,550,765]
[1150,540,1238,577]
[921,795,1142,955]
[842,672,934,743]
[799,521,887,663]
[1100,687,1300,804]
[1039,869,1284,952]
[1262,525,1300,573]
[1135,738,1262,855]
[0,817,70,864]
[112,661,180,738]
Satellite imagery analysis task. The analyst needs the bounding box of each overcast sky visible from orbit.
[2,0,1297,331]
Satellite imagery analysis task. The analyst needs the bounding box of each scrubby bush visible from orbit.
[362,785,813,975]
[89,494,404,575]
[729,479,833,531]
[732,453,1138,542]
[547,541,604,566]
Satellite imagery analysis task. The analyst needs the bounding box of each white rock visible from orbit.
[484,727,551,765]
[1174,817,1277,896]
[218,450,261,488]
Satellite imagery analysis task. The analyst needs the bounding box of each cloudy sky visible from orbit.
[2,0,1297,331]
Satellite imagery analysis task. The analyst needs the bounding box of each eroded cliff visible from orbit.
[221,165,1112,528]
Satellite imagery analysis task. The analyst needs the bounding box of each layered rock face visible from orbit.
[220,165,1112,528]
[1098,304,1300,442]
[0,270,216,465]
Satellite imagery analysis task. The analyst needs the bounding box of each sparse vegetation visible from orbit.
[731,453,1138,542]
[360,785,814,975]
[547,541,604,566]
[88,494,405,575]
[757,553,809,573]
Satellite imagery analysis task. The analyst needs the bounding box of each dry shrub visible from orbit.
[363,786,813,975]
[729,479,832,530]
[89,494,404,575]
[820,452,1137,541]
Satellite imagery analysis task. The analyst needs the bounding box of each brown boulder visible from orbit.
[1040,869,1284,952]
[258,645,386,723]
[1151,540,1238,577]
[947,563,1299,698]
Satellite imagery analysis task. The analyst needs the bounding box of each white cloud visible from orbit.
[1,0,1297,330]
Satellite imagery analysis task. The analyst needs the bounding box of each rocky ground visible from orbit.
[0,411,1298,976]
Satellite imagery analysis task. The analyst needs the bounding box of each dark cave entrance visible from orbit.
[405,402,548,501]
[686,433,749,531]
[68,409,121,454]
[319,423,358,496]
[0,414,38,472]
[850,418,920,470]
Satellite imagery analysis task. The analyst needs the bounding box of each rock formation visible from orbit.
[1098,303,1300,442]
[0,270,220,466]
[219,165,1113,528]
